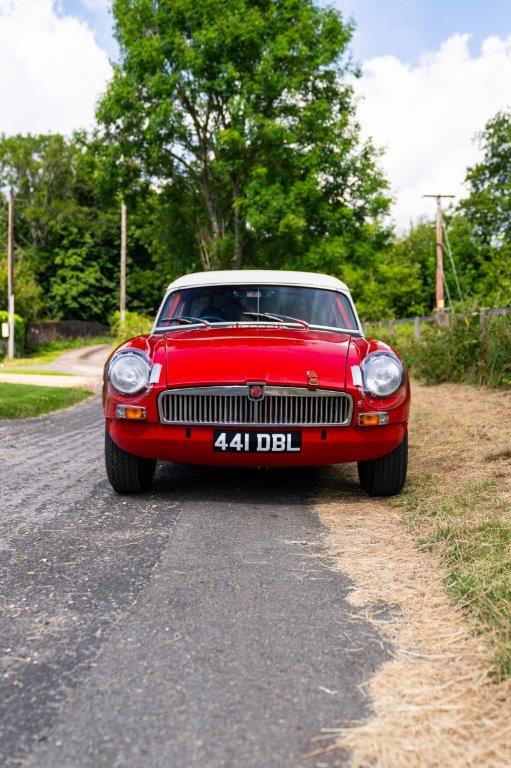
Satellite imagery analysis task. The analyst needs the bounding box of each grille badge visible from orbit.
[247,383,265,401]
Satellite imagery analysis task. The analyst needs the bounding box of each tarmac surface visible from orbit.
[1,355,388,768]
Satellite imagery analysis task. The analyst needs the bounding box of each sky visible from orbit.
[1,0,511,229]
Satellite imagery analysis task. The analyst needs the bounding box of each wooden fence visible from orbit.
[363,306,511,340]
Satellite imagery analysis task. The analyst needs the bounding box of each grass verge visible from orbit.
[0,369,79,376]
[395,382,511,678]
[0,383,92,419]
[315,380,511,766]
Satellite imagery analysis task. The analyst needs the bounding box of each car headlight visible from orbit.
[108,352,150,395]
[362,352,403,397]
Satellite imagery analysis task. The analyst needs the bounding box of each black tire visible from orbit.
[358,432,408,497]
[105,429,156,494]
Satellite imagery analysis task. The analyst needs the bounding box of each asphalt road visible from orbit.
[1,397,388,768]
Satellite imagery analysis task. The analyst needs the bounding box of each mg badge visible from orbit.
[248,383,265,402]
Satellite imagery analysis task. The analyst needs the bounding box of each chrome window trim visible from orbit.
[158,386,353,427]
[153,321,363,335]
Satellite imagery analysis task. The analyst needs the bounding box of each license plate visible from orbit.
[213,430,301,453]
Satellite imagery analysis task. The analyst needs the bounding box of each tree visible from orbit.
[0,133,168,321]
[97,0,390,274]
[458,110,511,306]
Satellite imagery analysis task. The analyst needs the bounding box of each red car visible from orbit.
[104,271,410,496]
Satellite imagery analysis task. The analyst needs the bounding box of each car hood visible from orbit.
[162,327,353,390]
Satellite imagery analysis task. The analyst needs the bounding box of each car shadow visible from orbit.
[151,459,366,508]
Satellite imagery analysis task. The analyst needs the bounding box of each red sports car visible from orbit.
[103,271,410,496]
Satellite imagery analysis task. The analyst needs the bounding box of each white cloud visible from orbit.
[356,34,511,229]
[0,0,111,135]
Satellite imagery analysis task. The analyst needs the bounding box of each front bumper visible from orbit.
[107,420,407,467]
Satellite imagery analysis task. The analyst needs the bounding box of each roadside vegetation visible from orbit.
[111,311,152,344]
[0,382,92,419]
[318,381,511,766]
[0,1,509,333]
[396,382,511,678]
[366,313,511,389]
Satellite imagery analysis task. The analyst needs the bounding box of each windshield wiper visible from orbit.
[242,312,309,329]
[159,316,211,329]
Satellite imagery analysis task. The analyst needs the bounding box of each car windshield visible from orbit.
[156,285,359,332]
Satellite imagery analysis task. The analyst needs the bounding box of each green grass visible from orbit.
[0,369,78,376]
[395,472,511,679]
[0,383,93,419]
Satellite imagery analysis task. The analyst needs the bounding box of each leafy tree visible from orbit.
[0,133,158,321]
[458,110,511,306]
[98,0,390,275]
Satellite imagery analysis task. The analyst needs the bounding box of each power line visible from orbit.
[443,221,464,304]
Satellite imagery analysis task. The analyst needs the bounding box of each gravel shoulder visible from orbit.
[1,397,388,768]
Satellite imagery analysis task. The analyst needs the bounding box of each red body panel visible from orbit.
[103,327,410,468]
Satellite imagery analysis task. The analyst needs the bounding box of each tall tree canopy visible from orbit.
[458,110,511,305]
[98,0,390,276]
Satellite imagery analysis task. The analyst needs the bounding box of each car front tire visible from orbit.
[105,429,156,494]
[357,432,408,497]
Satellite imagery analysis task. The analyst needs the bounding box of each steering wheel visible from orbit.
[200,314,225,323]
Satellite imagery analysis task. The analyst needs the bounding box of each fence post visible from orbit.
[479,309,488,382]
[387,319,395,336]
[414,316,421,340]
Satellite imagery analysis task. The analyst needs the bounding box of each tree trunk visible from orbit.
[231,179,244,269]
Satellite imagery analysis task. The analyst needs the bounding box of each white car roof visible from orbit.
[167,270,350,293]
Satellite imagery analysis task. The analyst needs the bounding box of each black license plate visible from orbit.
[213,430,302,453]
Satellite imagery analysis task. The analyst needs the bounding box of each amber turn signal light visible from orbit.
[115,405,147,420]
[359,412,389,427]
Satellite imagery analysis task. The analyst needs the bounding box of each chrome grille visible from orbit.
[158,386,352,426]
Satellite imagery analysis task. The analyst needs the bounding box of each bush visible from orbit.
[365,314,511,388]
[0,311,26,358]
[110,310,153,341]
[412,318,482,385]
[484,316,511,388]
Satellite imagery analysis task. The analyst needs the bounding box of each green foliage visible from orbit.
[110,310,152,341]
[0,36,510,327]
[0,133,169,322]
[0,311,26,357]
[411,319,483,385]
[368,315,511,388]
[98,0,390,276]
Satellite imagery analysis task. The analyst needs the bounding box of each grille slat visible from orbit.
[159,387,352,427]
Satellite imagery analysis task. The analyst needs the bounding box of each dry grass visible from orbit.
[315,381,511,767]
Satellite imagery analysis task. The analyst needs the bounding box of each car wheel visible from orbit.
[105,429,156,494]
[357,432,408,497]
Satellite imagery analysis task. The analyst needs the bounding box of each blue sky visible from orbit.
[3,0,510,226]
[332,0,511,64]
[59,0,118,58]
[60,0,511,64]
[334,0,511,63]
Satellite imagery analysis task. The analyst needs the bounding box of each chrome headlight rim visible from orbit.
[108,350,151,396]
[361,351,404,398]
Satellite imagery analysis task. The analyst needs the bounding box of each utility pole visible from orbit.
[120,200,127,325]
[7,189,15,359]
[423,194,454,324]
